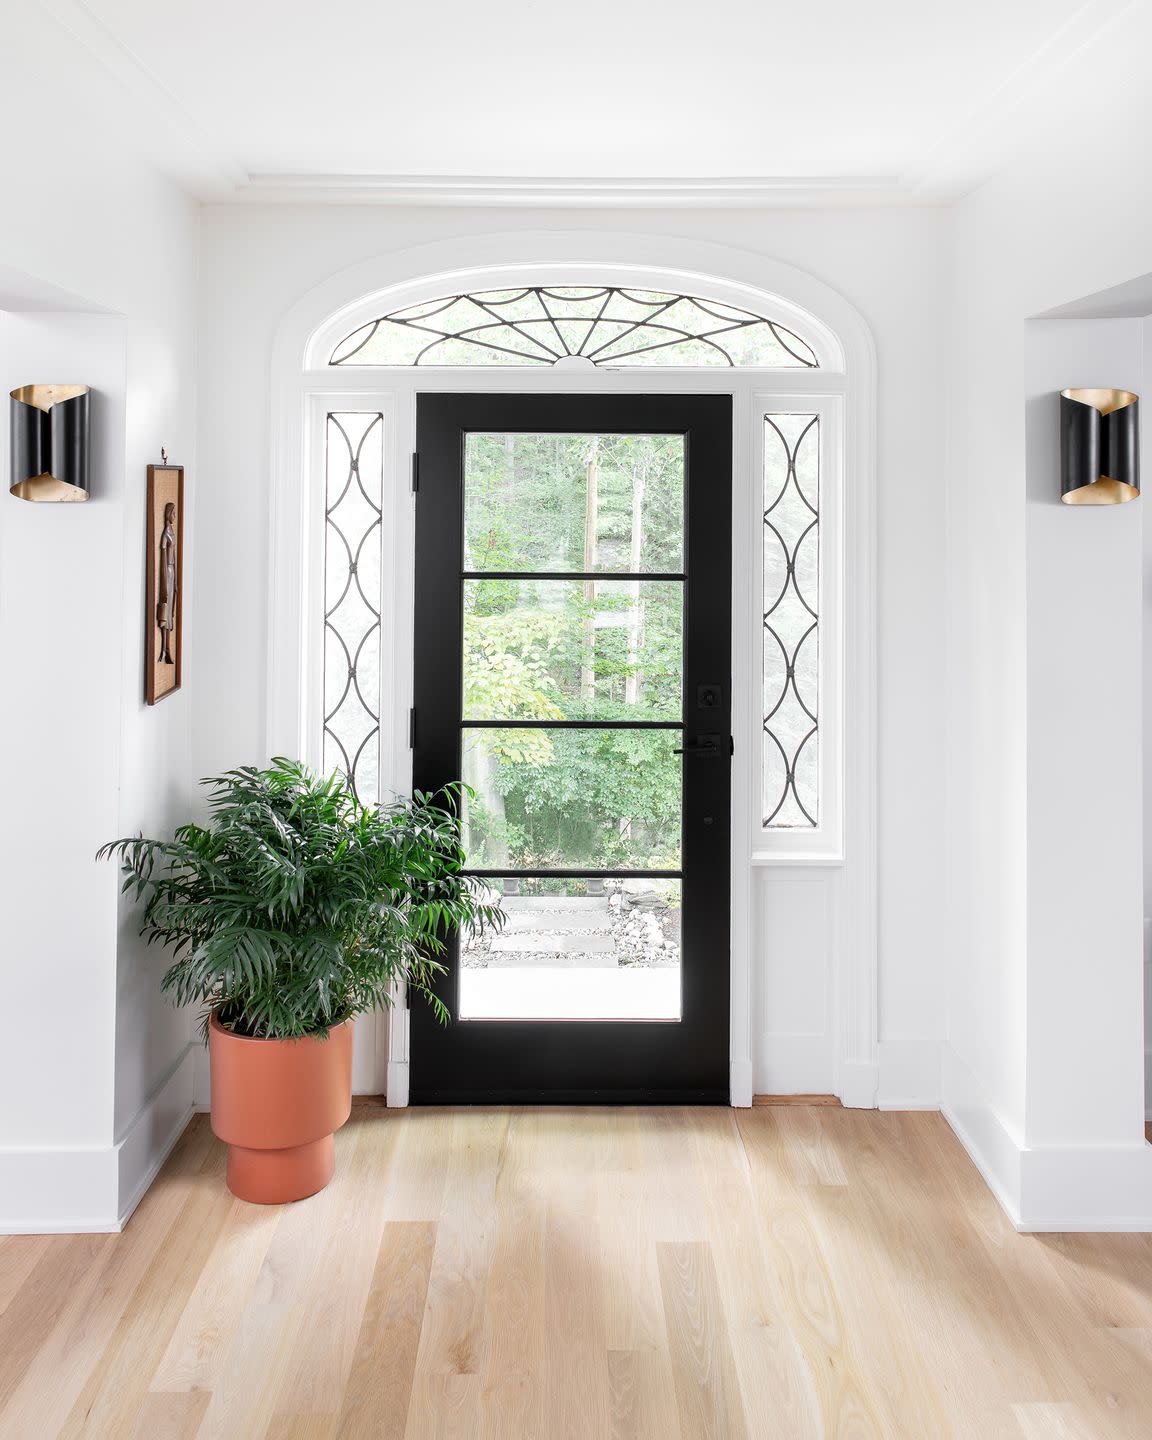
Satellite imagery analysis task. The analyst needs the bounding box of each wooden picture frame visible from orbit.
[146,463,184,704]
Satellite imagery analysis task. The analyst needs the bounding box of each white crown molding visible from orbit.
[236,173,916,209]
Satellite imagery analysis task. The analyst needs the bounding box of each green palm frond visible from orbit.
[98,757,504,1040]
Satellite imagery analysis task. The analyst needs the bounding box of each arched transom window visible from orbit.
[328,286,819,369]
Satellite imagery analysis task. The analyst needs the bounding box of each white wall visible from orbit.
[0,7,199,1230]
[195,202,949,1106]
[1145,319,1152,1119]
[945,4,1152,1227]
[1024,319,1145,1152]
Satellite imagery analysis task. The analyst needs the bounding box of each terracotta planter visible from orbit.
[209,1013,353,1204]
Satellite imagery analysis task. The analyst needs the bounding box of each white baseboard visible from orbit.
[943,1043,1152,1232]
[192,1041,211,1110]
[941,1044,1024,1226]
[729,1058,753,1108]
[0,1045,195,1234]
[877,1036,941,1109]
[116,1046,196,1228]
[386,1059,410,1108]
[1017,1143,1152,1232]
[836,1060,878,1109]
[0,1146,121,1234]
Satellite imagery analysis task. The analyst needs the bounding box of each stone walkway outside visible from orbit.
[460,893,681,1020]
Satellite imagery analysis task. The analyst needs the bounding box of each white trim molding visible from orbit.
[943,1043,1152,1232]
[243,174,907,207]
[0,1044,194,1235]
[269,230,878,1110]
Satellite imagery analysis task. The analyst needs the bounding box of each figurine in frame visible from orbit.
[146,461,184,703]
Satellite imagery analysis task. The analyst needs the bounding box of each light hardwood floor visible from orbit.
[3,1105,1152,1439]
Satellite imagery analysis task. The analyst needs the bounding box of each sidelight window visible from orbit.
[762,413,820,829]
[322,411,383,800]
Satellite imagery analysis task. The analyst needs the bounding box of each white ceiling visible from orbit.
[40,0,1136,202]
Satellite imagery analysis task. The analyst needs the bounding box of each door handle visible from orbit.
[673,734,732,757]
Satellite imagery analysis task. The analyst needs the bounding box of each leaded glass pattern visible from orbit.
[329,287,818,369]
[323,412,382,800]
[763,414,819,828]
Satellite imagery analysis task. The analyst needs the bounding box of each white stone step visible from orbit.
[480,950,622,973]
[501,895,611,912]
[491,932,616,955]
[503,910,612,935]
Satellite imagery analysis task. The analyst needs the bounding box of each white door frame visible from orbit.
[267,235,877,1107]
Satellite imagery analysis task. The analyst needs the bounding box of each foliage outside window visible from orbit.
[461,433,684,873]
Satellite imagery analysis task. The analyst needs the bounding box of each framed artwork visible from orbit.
[146,462,184,704]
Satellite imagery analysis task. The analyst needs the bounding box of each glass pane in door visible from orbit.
[464,432,685,573]
[459,878,682,1020]
[459,428,686,1022]
[463,578,683,722]
[461,727,682,871]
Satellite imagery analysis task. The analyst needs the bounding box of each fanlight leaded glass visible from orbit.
[329,287,818,369]
[763,414,819,828]
[324,412,382,800]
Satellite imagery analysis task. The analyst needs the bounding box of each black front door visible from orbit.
[411,393,731,1103]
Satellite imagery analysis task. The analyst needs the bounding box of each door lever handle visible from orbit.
[673,734,732,757]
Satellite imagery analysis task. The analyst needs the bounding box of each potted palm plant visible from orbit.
[100,758,502,1204]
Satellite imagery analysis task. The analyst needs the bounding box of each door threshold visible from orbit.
[409,1087,730,1107]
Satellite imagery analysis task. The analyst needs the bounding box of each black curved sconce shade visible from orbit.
[1060,388,1139,505]
[9,384,90,502]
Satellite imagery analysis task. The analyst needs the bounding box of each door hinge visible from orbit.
[411,452,420,493]
[409,707,416,749]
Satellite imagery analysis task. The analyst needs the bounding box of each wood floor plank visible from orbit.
[404,1109,508,1439]
[684,1108,822,1437]
[126,1390,211,1440]
[0,1236,51,1321]
[1012,1400,1102,1438]
[827,1110,1040,1437]
[268,1113,398,1424]
[5,1105,1152,1440]
[607,1349,683,1440]
[785,1114,956,1438]
[336,1220,436,1440]
[597,1108,667,1353]
[772,1103,850,1187]
[736,1109,890,1437]
[544,1215,610,1440]
[189,1299,308,1440]
[657,1240,749,1440]
[0,1119,219,1439]
[192,1125,368,1440]
[149,1195,281,1392]
[478,1110,547,1440]
[56,1146,236,1439]
[0,1234,112,1411]
[500,1108,612,1439]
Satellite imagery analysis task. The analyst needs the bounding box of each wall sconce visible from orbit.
[1060,388,1139,505]
[9,384,91,502]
